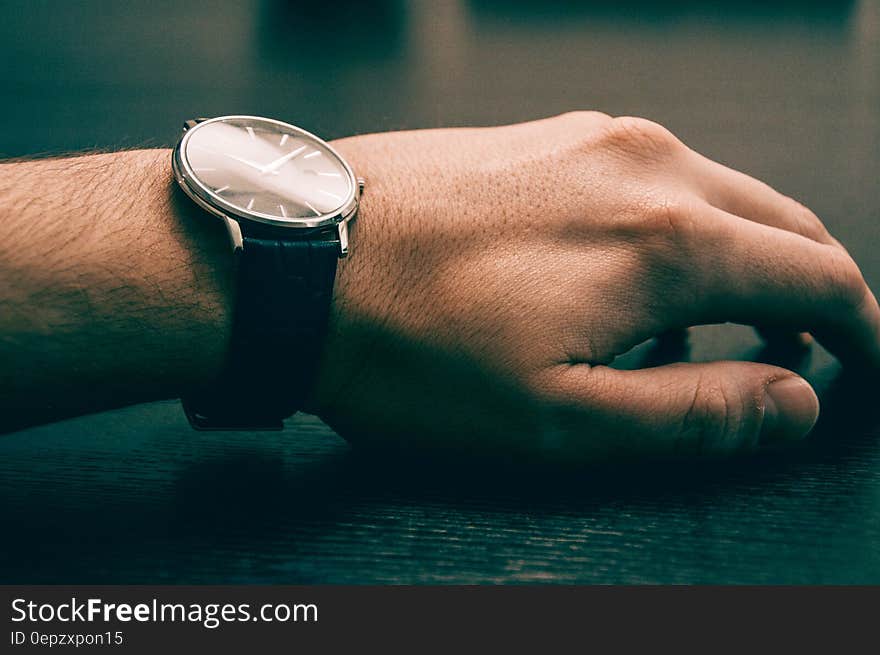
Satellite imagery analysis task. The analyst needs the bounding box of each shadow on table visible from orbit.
[165,363,880,541]
[2,363,875,582]
[2,327,877,582]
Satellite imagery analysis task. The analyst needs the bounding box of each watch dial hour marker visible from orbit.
[303,151,321,159]
[215,185,230,193]
[246,126,256,141]
[318,172,341,177]
[279,134,289,146]
[246,197,255,210]
[279,204,287,218]
[193,167,216,172]
[303,200,321,216]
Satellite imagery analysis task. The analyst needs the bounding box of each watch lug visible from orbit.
[182,117,209,131]
[337,220,349,258]
[224,216,244,252]
[357,177,366,195]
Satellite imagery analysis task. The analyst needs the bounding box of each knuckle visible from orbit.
[611,197,701,292]
[821,248,868,311]
[605,116,681,156]
[678,374,758,455]
[787,197,830,241]
[794,201,822,230]
[641,196,698,243]
[557,109,613,127]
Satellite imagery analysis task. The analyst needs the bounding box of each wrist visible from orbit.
[172,117,363,429]
[302,136,390,418]
[154,149,236,393]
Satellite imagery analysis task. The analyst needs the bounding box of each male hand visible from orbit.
[306,112,880,461]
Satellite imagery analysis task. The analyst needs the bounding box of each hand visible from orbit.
[308,112,880,461]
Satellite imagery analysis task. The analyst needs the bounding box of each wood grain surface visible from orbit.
[1,0,878,583]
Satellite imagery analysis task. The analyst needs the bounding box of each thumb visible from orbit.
[537,361,820,459]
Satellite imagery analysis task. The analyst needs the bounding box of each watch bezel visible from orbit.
[172,115,358,230]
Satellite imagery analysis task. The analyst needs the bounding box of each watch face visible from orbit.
[178,116,354,225]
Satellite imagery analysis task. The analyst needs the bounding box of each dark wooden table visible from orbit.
[1,0,879,583]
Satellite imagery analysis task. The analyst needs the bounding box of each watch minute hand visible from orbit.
[261,145,307,174]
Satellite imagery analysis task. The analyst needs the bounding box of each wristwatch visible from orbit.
[171,115,363,430]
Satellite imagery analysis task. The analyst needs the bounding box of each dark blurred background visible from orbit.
[1,0,876,281]
[0,1,878,583]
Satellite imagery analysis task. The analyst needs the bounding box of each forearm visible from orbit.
[0,149,233,431]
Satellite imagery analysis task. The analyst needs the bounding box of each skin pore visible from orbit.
[1,112,879,460]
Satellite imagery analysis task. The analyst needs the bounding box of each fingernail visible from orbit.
[760,377,820,444]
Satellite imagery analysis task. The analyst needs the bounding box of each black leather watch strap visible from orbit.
[182,233,339,430]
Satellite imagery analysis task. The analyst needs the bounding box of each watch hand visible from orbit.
[261,145,307,174]
[224,153,266,172]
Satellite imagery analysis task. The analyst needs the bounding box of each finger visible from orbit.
[691,153,838,246]
[671,205,880,366]
[535,361,818,460]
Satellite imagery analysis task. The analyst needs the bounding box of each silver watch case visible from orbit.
[171,115,362,257]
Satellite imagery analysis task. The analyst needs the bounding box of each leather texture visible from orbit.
[183,233,338,429]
